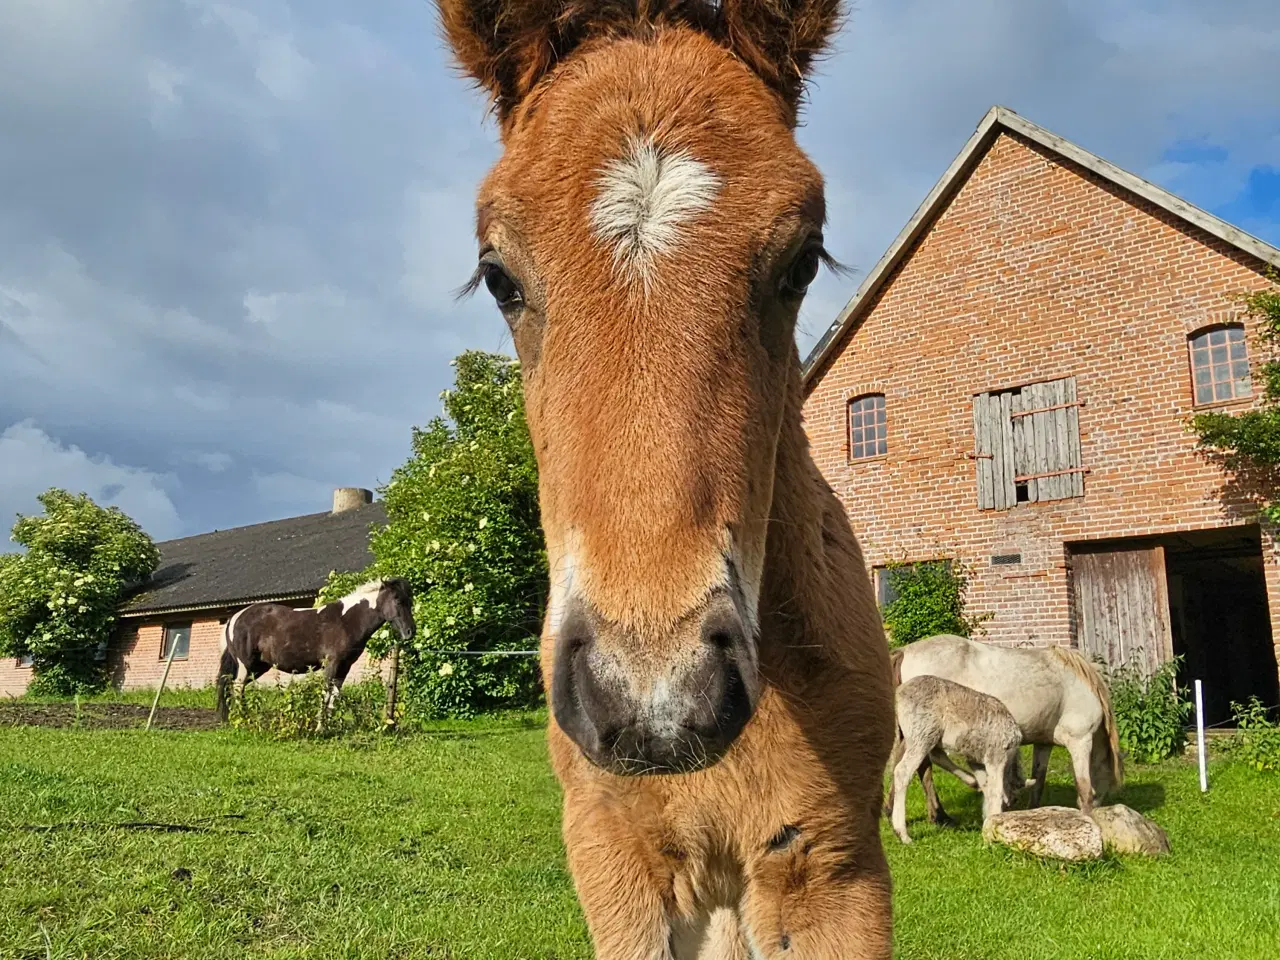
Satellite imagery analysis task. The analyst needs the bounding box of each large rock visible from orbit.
[1089,804,1170,857]
[982,806,1104,861]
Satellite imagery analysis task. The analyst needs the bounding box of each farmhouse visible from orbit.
[803,105,1280,726]
[0,487,387,697]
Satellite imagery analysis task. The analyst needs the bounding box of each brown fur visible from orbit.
[436,1,895,955]
[1046,646,1124,790]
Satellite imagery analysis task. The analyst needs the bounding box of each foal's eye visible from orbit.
[482,262,523,311]
[781,243,823,299]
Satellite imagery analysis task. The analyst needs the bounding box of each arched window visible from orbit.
[1189,325,1251,406]
[848,394,887,460]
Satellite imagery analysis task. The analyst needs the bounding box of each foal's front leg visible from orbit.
[562,799,675,959]
[743,822,893,959]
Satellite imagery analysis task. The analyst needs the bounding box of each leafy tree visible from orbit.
[321,351,547,719]
[0,489,160,694]
[880,559,988,647]
[1192,275,1280,520]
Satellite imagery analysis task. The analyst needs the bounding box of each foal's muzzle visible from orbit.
[551,592,759,775]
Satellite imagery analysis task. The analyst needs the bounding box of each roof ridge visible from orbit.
[801,104,1280,386]
[154,501,382,546]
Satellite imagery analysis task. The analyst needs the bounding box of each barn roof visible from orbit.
[801,104,1280,387]
[118,501,385,617]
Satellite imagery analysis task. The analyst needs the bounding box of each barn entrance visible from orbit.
[1068,526,1278,726]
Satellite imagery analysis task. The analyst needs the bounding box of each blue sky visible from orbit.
[2,0,1279,549]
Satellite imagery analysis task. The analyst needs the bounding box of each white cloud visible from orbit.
[0,421,182,551]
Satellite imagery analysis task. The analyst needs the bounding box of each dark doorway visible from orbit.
[1069,526,1279,727]
[1164,526,1279,726]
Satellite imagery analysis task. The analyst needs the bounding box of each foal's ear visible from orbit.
[718,0,844,110]
[435,0,633,128]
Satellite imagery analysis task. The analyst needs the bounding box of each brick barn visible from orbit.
[1,488,387,697]
[802,105,1280,725]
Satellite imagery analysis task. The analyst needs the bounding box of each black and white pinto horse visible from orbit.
[216,578,416,725]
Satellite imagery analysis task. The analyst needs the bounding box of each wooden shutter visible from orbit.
[1011,376,1084,503]
[1072,545,1173,675]
[972,392,1016,510]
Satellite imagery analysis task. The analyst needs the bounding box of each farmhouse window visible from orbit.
[1189,325,1251,406]
[874,560,953,610]
[848,394,887,460]
[972,376,1084,510]
[161,623,191,660]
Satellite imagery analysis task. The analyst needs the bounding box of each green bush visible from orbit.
[1106,657,1192,763]
[1228,696,1280,772]
[320,351,547,720]
[881,560,988,647]
[0,489,159,694]
[227,674,391,740]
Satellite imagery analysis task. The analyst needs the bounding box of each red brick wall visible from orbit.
[0,658,34,698]
[803,131,1280,678]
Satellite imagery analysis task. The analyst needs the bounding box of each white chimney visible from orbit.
[332,487,373,514]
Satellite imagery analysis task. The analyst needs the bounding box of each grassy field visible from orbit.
[1,714,1278,959]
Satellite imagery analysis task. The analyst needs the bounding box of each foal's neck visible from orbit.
[759,369,885,673]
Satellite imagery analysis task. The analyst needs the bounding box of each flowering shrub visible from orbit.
[0,489,159,694]
[321,351,546,719]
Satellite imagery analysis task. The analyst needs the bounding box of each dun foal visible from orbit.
[436,0,895,955]
[216,578,415,725]
[889,675,1025,845]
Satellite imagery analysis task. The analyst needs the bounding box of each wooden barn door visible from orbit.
[1072,545,1174,674]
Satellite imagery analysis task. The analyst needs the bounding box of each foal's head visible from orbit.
[439,0,843,774]
[376,578,417,641]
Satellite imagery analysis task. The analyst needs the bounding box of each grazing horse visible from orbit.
[215,578,415,724]
[889,635,1123,822]
[889,675,1025,844]
[436,0,895,956]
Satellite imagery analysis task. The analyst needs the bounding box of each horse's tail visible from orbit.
[1048,646,1124,790]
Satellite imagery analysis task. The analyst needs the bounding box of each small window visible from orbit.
[161,623,191,660]
[17,653,33,668]
[1189,325,1251,406]
[848,394,887,460]
[874,561,953,609]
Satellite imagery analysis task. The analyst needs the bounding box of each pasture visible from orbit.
[1,710,1278,959]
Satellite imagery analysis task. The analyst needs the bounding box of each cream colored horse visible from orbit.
[889,634,1123,821]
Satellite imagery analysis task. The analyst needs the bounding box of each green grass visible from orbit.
[1,721,1277,959]
[12,685,218,709]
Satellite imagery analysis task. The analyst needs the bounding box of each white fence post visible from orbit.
[1194,678,1208,793]
[146,637,181,732]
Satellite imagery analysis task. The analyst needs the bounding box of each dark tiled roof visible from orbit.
[119,502,386,615]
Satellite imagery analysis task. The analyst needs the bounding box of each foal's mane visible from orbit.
[1046,646,1124,788]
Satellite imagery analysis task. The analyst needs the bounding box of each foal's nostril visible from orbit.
[699,597,748,654]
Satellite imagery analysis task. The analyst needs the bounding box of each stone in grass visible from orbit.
[982,806,1104,862]
[1089,803,1170,858]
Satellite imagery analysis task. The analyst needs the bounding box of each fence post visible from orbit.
[384,643,400,732]
[1194,679,1208,793]
[146,637,181,732]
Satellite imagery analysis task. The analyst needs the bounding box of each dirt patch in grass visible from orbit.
[0,701,220,732]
